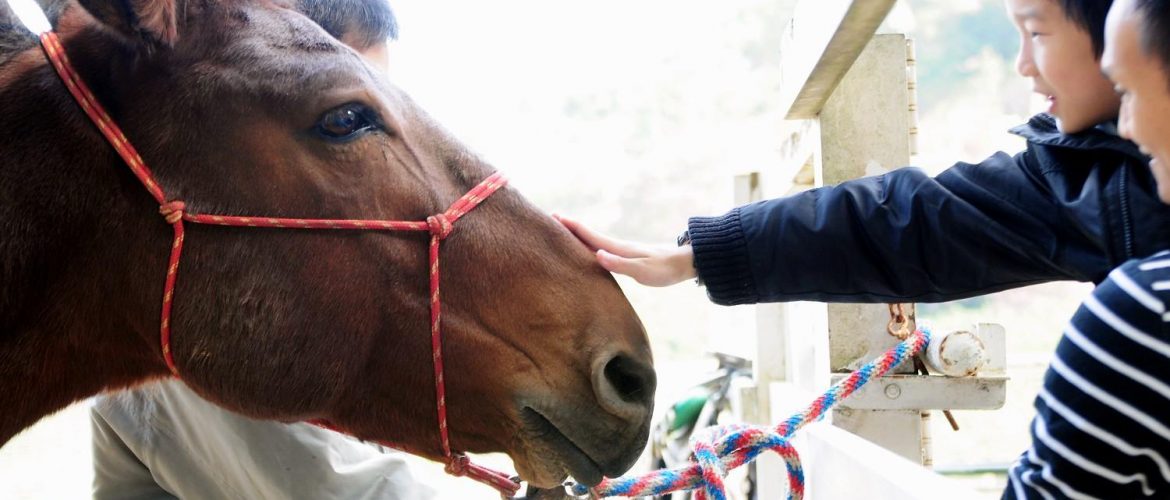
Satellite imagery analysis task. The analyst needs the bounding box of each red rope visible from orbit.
[38,30,520,497]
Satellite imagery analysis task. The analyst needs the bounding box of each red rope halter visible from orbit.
[36,29,520,497]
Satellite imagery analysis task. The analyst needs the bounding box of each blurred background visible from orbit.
[0,0,1091,497]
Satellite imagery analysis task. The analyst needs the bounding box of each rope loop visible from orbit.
[427,213,455,239]
[159,200,186,224]
[584,328,930,499]
[445,453,471,476]
[693,439,727,500]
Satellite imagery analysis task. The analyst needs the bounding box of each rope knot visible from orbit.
[445,453,470,476]
[159,201,186,224]
[691,438,728,500]
[427,213,455,239]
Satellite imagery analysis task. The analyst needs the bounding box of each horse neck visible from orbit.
[0,28,170,444]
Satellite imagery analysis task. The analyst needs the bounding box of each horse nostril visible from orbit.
[596,353,656,415]
[604,355,648,402]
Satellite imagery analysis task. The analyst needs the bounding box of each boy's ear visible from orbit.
[75,0,180,47]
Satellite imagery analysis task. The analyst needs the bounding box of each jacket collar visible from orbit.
[1010,113,1147,161]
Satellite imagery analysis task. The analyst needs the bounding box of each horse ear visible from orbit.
[75,0,180,46]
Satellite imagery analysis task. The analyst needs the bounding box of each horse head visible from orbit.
[0,0,655,487]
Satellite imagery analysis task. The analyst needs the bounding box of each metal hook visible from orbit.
[886,303,914,339]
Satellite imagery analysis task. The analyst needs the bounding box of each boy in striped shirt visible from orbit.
[1005,0,1170,497]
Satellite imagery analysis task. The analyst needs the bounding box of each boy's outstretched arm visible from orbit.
[554,214,697,287]
[684,150,1094,305]
[562,136,1155,306]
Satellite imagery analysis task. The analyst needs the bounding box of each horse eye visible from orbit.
[316,104,377,140]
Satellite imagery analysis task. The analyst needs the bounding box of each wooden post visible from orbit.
[819,33,925,464]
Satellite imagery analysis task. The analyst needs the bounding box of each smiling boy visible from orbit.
[1105,0,1170,201]
[1010,0,1117,132]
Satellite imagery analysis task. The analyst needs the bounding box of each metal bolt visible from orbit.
[884,383,902,399]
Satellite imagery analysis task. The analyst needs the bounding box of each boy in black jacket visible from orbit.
[560,0,1168,306]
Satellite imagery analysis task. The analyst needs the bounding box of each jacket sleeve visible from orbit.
[688,149,1113,305]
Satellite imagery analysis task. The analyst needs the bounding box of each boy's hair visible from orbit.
[295,0,399,49]
[1133,0,1170,83]
[1060,0,1113,57]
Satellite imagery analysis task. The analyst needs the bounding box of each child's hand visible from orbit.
[554,214,697,287]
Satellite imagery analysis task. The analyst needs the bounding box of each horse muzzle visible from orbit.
[517,349,655,487]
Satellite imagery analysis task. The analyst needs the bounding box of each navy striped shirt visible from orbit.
[1005,252,1170,499]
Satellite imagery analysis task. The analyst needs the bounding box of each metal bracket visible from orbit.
[834,323,1007,411]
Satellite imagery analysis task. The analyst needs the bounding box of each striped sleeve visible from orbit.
[1005,252,1170,499]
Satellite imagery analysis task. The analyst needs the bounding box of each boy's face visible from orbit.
[1104,0,1170,202]
[1006,0,1120,133]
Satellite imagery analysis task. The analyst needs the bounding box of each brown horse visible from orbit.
[0,0,655,489]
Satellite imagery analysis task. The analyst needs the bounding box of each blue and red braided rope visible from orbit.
[576,328,931,499]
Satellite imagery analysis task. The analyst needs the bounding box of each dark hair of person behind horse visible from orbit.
[1132,0,1170,83]
[295,0,398,48]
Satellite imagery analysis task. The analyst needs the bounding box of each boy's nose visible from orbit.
[1015,40,1037,77]
[1016,54,1037,77]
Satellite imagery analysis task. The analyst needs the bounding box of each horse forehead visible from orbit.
[195,4,368,94]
